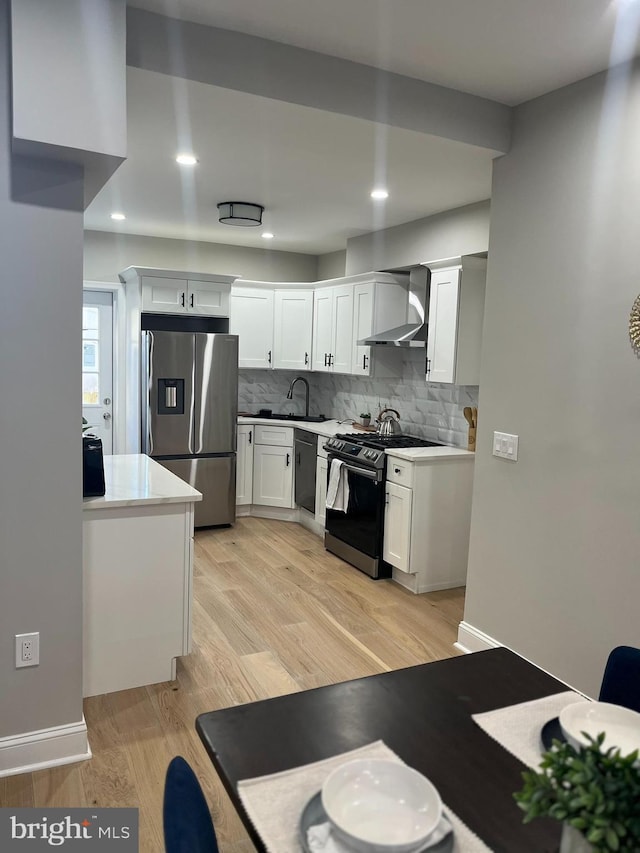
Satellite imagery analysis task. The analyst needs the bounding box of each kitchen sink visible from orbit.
[245,412,329,422]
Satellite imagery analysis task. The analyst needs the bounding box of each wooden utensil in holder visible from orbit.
[463,406,477,452]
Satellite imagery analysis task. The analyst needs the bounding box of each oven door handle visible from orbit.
[340,463,381,481]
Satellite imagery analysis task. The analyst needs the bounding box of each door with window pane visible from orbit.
[82,291,113,453]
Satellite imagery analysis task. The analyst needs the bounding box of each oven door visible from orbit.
[324,454,388,578]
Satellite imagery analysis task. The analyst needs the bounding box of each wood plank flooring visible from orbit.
[0,517,464,852]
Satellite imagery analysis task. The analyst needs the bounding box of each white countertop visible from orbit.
[238,417,352,438]
[385,446,474,462]
[238,417,474,457]
[83,454,202,511]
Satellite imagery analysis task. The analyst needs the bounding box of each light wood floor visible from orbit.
[0,517,464,852]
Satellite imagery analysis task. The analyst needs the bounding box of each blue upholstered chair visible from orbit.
[163,756,220,853]
[598,646,640,713]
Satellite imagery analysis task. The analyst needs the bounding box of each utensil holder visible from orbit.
[467,427,476,452]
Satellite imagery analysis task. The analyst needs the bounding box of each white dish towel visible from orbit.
[325,459,350,512]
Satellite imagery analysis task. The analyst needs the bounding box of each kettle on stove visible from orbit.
[376,408,402,436]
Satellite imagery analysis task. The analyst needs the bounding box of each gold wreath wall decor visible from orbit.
[630,294,640,356]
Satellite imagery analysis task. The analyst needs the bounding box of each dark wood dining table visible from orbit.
[196,647,566,852]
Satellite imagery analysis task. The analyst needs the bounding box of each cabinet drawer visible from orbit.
[253,425,294,447]
[386,458,414,488]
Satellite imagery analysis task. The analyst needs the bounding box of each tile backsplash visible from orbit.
[238,350,479,447]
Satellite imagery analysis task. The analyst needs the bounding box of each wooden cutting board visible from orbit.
[352,423,378,432]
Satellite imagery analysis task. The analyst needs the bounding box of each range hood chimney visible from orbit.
[359,266,429,347]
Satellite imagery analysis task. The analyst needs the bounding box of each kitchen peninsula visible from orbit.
[82,455,201,697]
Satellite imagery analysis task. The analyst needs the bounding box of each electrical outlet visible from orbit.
[15,632,39,668]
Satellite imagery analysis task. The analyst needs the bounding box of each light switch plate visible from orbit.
[493,431,519,461]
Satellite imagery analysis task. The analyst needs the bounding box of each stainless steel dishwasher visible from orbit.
[294,429,317,514]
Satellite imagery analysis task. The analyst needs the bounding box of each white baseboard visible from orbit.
[247,505,300,522]
[455,621,502,654]
[0,717,91,778]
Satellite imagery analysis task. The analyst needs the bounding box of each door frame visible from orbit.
[83,280,126,454]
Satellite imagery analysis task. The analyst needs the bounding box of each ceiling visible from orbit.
[129,0,640,106]
[85,1,640,255]
[84,68,495,255]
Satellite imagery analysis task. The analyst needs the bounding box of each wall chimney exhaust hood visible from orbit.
[359,266,429,347]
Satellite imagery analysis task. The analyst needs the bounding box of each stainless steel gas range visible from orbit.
[323,433,441,579]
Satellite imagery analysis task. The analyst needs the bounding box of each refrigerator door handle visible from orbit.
[146,331,154,455]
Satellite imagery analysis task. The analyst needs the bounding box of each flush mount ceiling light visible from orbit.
[370,189,389,200]
[176,153,198,166]
[217,201,264,227]
[110,212,126,220]
[262,232,274,240]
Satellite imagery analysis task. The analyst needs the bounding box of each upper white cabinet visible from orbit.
[120,267,236,318]
[228,272,407,376]
[230,287,275,369]
[273,291,313,371]
[426,258,487,385]
[351,278,408,378]
[312,284,354,373]
[140,275,233,317]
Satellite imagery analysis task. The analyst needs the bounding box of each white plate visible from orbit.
[559,701,640,757]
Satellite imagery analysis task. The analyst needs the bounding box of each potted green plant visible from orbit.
[514,733,640,852]
[359,412,371,427]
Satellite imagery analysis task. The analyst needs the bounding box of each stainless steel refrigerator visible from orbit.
[141,331,238,527]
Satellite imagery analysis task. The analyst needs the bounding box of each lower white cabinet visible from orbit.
[383,481,413,572]
[252,426,295,508]
[383,454,475,593]
[236,425,254,506]
[315,455,328,526]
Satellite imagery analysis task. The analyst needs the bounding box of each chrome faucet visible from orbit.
[286,376,310,417]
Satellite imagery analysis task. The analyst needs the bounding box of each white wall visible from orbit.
[317,249,346,280]
[0,1,84,738]
[463,65,640,696]
[84,230,318,283]
[345,201,490,274]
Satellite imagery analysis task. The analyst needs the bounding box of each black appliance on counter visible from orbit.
[323,433,441,579]
[83,434,105,497]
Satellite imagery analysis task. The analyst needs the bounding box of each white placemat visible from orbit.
[237,740,492,853]
[472,690,589,769]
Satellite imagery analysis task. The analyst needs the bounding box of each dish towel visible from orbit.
[471,690,588,769]
[237,740,492,853]
[325,459,350,512]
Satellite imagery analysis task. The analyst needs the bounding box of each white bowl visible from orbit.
[559,701,640,757]
[321,758,442,853]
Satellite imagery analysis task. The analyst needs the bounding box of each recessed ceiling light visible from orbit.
[370,189,389,200]
[262,232,274,240]
[110,212,126,220]
[176,153,198,166]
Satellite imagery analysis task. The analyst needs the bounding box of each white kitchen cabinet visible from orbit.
[315,455,328,526]
[141,275,232,317]
[236,425,254,506]
[230,287,275,369]
[383,452,475,593]
[311,284,354,373]
[383,480,413,572]
[273,290,313,370]
[253,425,295,509]
[426,258,486,385]
[252,444,294,508]
[351,278,407,378]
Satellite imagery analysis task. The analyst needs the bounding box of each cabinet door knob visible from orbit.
[394,467,401,474]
